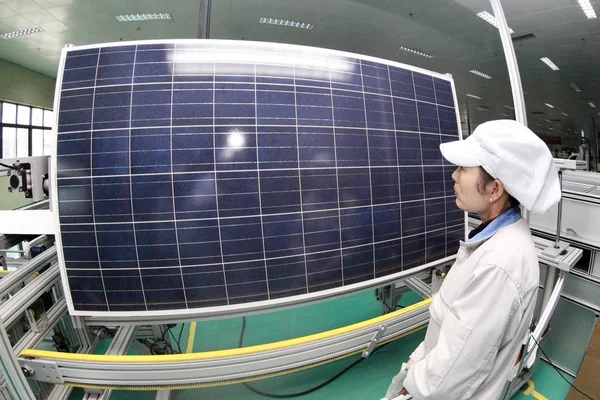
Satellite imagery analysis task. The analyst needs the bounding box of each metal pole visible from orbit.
[541,265,557,312]
[490,0,526,125]
[554,170,563,248]
[197,0,212,39]
[0,318,36,400]
[490,0,530,222]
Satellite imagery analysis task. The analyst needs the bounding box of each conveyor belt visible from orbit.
[19,299,432,390]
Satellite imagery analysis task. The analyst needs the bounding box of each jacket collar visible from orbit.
[460,207,522,249]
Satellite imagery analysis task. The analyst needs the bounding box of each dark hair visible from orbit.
[477,167,520,208]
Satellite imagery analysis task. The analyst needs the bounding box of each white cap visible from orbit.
[439,119,561,213]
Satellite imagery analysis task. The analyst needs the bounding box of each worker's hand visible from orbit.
[406,359,415,368]
[384,362,409,399]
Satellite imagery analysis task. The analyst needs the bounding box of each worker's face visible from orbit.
[451,166,490,214]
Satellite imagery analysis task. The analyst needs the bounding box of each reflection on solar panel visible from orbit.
[54,40,464,314]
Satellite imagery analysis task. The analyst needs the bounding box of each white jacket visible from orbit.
[403,217,539,400]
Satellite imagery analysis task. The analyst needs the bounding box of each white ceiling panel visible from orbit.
[99,0,140,16]
[37,20,68,33]
[22,9,57,23]
[1,15,35,29]
[34,0,72,8]
[4,0,42,14]
[45,5,80,20]
[0,4,18,19]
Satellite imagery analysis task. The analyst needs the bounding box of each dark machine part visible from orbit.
[6,162,33,198]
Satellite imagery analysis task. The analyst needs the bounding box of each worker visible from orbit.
[383,120,561,400]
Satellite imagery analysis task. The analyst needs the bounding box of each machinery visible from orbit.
[1,156,50,203]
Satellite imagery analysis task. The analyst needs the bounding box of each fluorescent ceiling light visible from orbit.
[259,17,314,29]
[504,105,514,110]
[477,11,515,34]
[544,103,554,108]
[466,94,482,99]
[561,112,569,116]
[399,46,433,58]
[470,69,492,79]
[540,57,559,71]
[570,83,582,92]
[500,113,511,117]
[0,27,43,39]
[476,107,488,112]
[589,102,596,108]
[115,13,171,22]
[577,0,597,19]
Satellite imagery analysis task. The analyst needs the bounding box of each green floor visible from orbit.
[67,291,573,400]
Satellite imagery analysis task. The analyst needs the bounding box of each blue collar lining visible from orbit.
[466,207,522,244]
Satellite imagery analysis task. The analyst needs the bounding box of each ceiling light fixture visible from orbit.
[0,27,44,39]
[477,11,515,34]
[115,13,171,22]
[561,112,569,116]
[476,107,488,112]
[504,105,514,110]
[589,102,596,108]
[540,57,559,71]
[470,69,493,79]
[466,94,482,99]
[259,17,314,29]
[570,83,582,92]
[544,103,554,108]
[577,0,597,19]
[399,46,433,58]
[500,113,511,117]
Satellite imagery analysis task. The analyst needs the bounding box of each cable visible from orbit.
[239,316,388,398]
[167,323,185,353]
[529,334,595,400]
[0,162,16,170]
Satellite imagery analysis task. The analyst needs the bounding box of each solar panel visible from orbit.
[54,40,464,314]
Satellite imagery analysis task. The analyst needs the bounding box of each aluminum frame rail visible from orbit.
[82,326,138,400]
[0,245,57,301]
[18,299,431,390]
[0,263,60,328]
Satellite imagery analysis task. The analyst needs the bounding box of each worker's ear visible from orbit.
[490,179,505,198]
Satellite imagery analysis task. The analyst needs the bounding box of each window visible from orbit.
[17,105,30,125]
[32,108,43,126]
[2,127,16,158]
[2,103,16,124]
[32,129,53,156]
[0,101,53,159]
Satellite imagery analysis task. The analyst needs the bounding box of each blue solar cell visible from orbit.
[56,41,464,313]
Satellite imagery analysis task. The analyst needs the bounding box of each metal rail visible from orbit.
[0,246,56,301]
[19,299,431,390]
[0,263,60,328]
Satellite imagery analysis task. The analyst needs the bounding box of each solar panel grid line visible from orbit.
[57,194,457,229]
[358,60,377,281]
[56,41,463,314]
[253,61,271,300]
[431,78,448,258]
[292,62,310,294]
[386,63,404,275]
[410,72,427,267]
[60,217,462,266]
[86,48,111,311]
[209,44,230,306]
[327,59,345,289]
[168,44,189,309]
